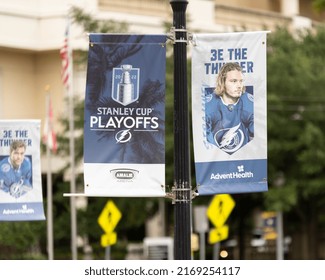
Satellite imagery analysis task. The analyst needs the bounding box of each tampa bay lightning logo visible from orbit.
[115,129,132,143]
[214,123,245,154]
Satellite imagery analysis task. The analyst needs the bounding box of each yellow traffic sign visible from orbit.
[207,194,235,228]
[262,211,277,240]
[101,232,117,247]
[264,231,277,240]
[262,211,276,220]
[98,200,122,233]
[209,225,229,243]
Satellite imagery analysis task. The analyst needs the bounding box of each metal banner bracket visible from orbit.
[165,185,198,204]
[167,27,194,45]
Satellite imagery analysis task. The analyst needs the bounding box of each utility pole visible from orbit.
[170,0,192,260]
[45,89,54,260]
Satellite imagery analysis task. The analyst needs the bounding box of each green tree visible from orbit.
[0,221,46,259]
[266,26,325,259]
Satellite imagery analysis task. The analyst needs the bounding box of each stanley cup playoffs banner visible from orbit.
[191,31,268,195]
[84,34,166,197]
[0,120,45,221]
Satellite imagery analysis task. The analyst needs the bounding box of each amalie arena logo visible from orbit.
[110,168,139,182]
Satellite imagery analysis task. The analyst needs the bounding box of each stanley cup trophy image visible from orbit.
[117,64,134,105]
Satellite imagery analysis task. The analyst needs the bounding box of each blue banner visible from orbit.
[191,32,268,195]
[0,120,45,220]
[84,34,166,197]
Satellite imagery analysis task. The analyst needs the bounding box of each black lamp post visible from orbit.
[170,0,191,260]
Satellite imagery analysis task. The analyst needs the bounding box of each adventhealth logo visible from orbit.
[210,165,254,180]
[3,204,35,215]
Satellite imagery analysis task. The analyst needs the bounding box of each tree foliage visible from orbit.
[266,26,325,208]
[265,26,325,258]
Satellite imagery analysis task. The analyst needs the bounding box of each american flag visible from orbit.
[60,24,70,88]
[43,94,57,153]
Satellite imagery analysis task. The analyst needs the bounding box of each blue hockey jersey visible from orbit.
[205,87,254,154]
[0,156,32,196]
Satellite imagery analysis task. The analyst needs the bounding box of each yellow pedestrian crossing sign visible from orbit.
[207,194,235,243]
[207,194,235,228]
[98,200,122,234]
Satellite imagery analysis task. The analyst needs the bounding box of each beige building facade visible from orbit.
[0,0,324,171]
